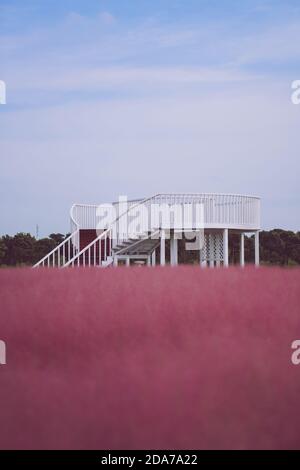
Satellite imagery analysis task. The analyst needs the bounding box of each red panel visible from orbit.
[78,229,110,264]
[79,229,97,251]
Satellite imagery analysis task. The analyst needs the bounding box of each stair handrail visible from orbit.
[33,229,80,268]
[63,194,161,267]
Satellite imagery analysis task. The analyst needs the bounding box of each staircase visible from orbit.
[112,231,160,266]
[33,193,195,269]
[34,195,158,268]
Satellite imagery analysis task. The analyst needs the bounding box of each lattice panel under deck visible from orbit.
[201,232,224,263]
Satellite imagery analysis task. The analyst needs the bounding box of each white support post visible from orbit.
[200,232,207,267]
[151,250,156,266]
[113,256,118,267]
[170,233,178,266]
[216,233,221,267]
[240,233,245,267]
[223,229,229,267]
[209,234,215,268]
[174,237,178,265]
[160,230,166,266]
[125,257,130,267]
[147,255,151,266]
[255,231,260,267]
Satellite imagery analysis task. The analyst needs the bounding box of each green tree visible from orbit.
[49,233,65,245]
[10,233,36,266]
[33,238,57,264]
[0,238,7,264]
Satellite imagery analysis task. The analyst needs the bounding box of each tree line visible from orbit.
[229,229,300,266]
[0,229,299,267]
[0,233,69,267]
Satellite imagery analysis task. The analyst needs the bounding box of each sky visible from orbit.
[0,0,300,236]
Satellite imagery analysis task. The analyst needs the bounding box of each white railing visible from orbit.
[70,199,143,231]
[151,193,260,229]
[65,195,157,267]
[34,202,83,268]
[71,194,260,234]
[70,204,99,231]
[33,229,80,268]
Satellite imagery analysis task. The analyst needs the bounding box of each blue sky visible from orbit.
[1,0,300,235]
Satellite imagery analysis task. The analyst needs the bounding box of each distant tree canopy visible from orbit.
[0,233,67,267]
[229,229,300,266]
[0,229,299,267]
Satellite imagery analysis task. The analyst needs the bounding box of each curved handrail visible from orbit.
[70,204,81,233]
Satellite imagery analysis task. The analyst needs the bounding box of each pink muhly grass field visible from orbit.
[0,266,299,449]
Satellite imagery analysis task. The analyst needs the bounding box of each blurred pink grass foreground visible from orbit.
[0,266,300,449]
